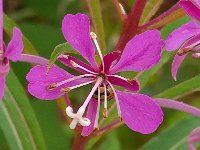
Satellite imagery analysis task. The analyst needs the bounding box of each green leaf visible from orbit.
[140,0,164,24]
[3,14,38,55]
[154,74,200,99]
[86,0,106,55]
[139,117,200,150]
[46,42,77,73]
[0,70,46,150]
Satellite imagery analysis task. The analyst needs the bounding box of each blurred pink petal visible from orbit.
[5,27,24,62]
[107,75,139,92]
[116,90,163,134]
[0,77,5,100]
[171,53,188,81]
[62,14,98,69]
[110,30,164,73]
[166,21,200,51]
[81,98,98,136]
[188,127,200,150]
[180,0,200,22]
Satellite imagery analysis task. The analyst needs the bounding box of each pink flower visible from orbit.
[179,0,200,22]
[165,21,200,80]
[0,0,24,100]
[188,126,200,150]
[27,13,164,136]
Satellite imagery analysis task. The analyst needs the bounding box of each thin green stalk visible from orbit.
[86,0,106,55]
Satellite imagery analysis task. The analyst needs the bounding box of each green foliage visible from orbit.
[140,117,200,150]
[46,42,77,73]
[0,70,46,150]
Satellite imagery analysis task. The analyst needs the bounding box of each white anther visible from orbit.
[90,32,97,39]
[119,3,126,15]
[70,60,78,67]
[66,106,91,129]
[59,54,68,59]
[0,50,4,61]
[90,32,105,72]
[192,53,200,59]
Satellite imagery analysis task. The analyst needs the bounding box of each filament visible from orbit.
[70,60,97,75]
[90,32,105,72]
[107,81,121,116]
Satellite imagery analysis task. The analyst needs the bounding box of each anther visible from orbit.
[60,88,70,93]
[103,108,108,118]
[192,53,200,59]
[119,3,126,16]
[47,83,57,90]
[177,48,192,56]
[70,60,78,67]
[90,32,97,39]
[59,54,69,59]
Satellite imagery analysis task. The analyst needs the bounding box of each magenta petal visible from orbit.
[116,90,163,134]
[180,0,200,22]
[5,27,24,62]
[62,14,98,69]
[171,53,188,81]
[81,98,98,136]
[110,30,164,73]
[166,21,200,51]
[0,77,5,100]
[100,51,120,72]
[107,76,139,92]
[57,55,96,74]
[27,65,83,100]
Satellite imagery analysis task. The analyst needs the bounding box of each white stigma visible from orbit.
[65,77,103,129]
[66,106,91,129]
[90,32,105,72]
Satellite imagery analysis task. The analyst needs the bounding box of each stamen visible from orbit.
[107,81,121,116]
[65,77,103,129]
[60,88,70,94]
[90,32,105,72]
[56,74,95,87]
[177,48,192,56]
[103,83,108,118]
[70,60,97,75]
[68,80,96,90]
[107,74,128,81]
[66,106,91,129]
[48,83,57,90]
[119,3,126,15]
[94,86,101,128]
[82,77,103,108]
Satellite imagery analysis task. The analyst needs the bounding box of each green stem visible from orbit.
[86,0,106,55]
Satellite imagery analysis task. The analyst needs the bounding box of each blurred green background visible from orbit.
[1,0,200,149]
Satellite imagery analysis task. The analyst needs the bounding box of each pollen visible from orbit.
[70,60,78,67]
[60,88,70,93]
[47,83,57,90]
